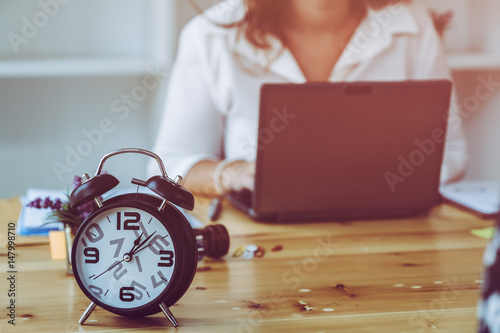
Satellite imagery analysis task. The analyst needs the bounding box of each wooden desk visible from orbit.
[0,197,494,332]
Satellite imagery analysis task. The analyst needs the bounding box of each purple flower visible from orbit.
[73,175,82,189]
[79,210,91,220]
[42,196,53,209]
[25,173,107,229]
[27,197,43,209]
[77,199,99,220]
[27,196,65,210]
[52,198,63,211]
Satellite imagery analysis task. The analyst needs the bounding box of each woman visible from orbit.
[150,0,467,197]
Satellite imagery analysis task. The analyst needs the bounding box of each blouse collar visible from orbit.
[335,5,419,74]
[206,2,419,83]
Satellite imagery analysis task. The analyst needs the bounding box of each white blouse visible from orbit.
[150,0,468,183]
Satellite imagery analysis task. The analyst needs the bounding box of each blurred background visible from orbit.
[0,0,499,198]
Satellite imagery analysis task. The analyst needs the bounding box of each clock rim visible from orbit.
[71,195,197,317]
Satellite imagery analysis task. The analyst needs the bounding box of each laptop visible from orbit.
[227,80,452,222]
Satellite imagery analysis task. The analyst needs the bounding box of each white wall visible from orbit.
[0,76,164,194]
[455,70,500,181]
[435,0,500,181]
[0,0,175,197]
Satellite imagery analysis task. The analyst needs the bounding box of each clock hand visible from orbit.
[130,231,157,256]
[92,233,144,280]
[93,232,159,280]
[93,259,124,280]
[133,234,169,256]
[128,232,144,255]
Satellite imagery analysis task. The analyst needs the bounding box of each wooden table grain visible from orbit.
[0,196,494,333]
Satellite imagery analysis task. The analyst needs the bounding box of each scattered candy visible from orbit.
[234,244,266,259]
[232,244,246,258]
[271,245,283,252]
[242,245,258,259]
[254,246,265,258]
[298,300,314,311]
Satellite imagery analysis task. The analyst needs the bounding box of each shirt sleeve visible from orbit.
[413,10,469,184]
[148,20,225,179]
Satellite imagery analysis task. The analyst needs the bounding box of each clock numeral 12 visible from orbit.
[133,220,151,239]
[116,212,140,230]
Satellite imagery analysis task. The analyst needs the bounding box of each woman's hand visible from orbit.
[183,160,255,197]
[220,160,256,192]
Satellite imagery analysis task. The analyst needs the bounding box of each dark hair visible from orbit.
[187,0,415,74]
[217,0,412,50]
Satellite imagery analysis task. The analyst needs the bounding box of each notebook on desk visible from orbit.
[440,180,500,218]
[227,80,452,222]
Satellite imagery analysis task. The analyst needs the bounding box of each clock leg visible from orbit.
[78,302,97,325]
[159,302,178,327]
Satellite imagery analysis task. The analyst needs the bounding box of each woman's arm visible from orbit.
[412,7,469,183]
[149,19,225,193]
[183,159,255,197]
[182,160,219,197]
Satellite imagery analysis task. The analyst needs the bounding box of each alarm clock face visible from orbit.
[73,203,177,313]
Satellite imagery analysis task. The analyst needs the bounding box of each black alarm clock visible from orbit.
[69,148,229,327]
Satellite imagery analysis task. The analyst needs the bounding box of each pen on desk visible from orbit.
[208,197,223,222]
